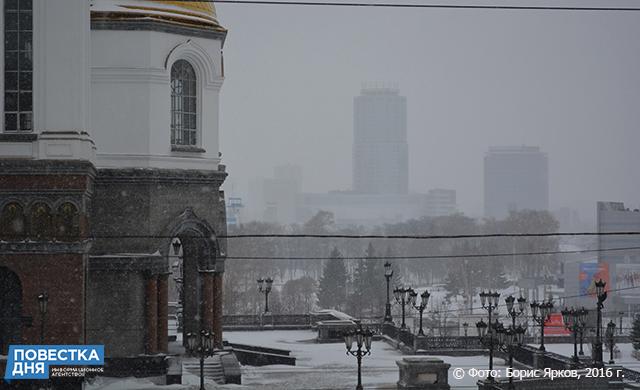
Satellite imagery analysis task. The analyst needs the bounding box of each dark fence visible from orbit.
[622,367,640,383]
[382,323,484,351]
[223,313,342,328]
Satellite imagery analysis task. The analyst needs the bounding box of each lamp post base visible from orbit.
[593,342,604,367]
[384,303,393,323]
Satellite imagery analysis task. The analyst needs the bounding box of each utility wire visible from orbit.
[158,0,640,12]
[225,245,640,260]
[45,230,640,240]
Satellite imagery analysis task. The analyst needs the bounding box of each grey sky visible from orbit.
[217,0,640,223]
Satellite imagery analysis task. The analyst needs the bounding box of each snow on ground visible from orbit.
[225,330,506,389]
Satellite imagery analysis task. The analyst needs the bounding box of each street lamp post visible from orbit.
[411,289,430,336]
[619,311,624,335]
[530,299,553,351]
[561,307,588,364]
[477,290,500,380]
[505,295,527,328]
[495,324,526,390]
[575,307,588,356]
[606,320,616,364]
[185,329,215,390]
[383,262,393,323]
[344,322,373,390]
[257,277,274,313]
[394,287,415,330]
[593,279,608,367]
[37,292,48,344]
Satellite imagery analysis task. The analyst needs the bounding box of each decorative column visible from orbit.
[201,272,214,333]
[212,273,224,348]
[157,273,169,353]
[145,275,158,354]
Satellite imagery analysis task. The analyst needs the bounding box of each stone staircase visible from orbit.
[181,355,226,385]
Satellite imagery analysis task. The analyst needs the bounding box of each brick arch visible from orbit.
[55,202,80,239]
[29,201,54,239]
[0,201,27,238]
[161,208,224,348]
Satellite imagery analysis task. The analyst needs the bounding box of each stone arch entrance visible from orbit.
[0,266,22,354]
[164,208,223,348]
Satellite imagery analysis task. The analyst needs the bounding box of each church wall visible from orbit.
[90,29,223,171]
[90,168,227,255]
[0,254,86,346]
[86,269,146,357]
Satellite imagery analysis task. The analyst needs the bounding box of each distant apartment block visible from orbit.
[425,189,457,217]
[484,146,548,219]
[597,202,640,305]
[248,164,302,225]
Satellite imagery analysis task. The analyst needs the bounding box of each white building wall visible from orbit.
[91,29,223,170]
[0,0,95,160]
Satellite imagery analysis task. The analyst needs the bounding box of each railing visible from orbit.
[415,336,483,350]
[223,313,342,328]
[382,323,484,351]
[513,345,535,367]
[622,367,640,383]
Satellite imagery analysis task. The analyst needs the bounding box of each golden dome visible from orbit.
[91,0,225,32]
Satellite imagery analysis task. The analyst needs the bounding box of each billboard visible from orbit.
[579,262,609,296]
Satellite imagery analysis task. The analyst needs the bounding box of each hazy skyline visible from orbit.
[217,0,640,223]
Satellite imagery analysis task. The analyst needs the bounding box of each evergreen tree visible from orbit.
[632,314,640,351]
[348,258,369,317]
[363,243,386,315]
[317,247,348,311]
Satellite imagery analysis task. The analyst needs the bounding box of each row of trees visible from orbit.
[223,209,561,317]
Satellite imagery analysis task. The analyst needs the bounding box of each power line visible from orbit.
[225,245,640,260]
[44,230,640,240]
[222,231,640,240]
[159,0,640,13]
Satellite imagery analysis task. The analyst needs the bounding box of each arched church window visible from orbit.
[30,202,52,239]
[56,202,79,239]
[170,60,198,146]
[0,202,25,237]
[4,0,33,132]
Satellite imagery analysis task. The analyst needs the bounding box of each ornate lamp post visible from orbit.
[606,320,616,364]
[575,307,588,356]
[593,279,607,366]
[185,329,215,390]
[619,311,624,335]
[344,322,373,390]
[530,299,553,351]
[394,287,415,330]
[477,290,500,380]
[410,289,430,336]
[505,295,527,328]
[37,292,48,344]
[476,319,496,381]
[561,307,588,364]
[383,262,393,323]
[257,277,274,313]
[495,324,526,390]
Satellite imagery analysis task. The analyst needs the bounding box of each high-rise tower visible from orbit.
[353,86,408,194]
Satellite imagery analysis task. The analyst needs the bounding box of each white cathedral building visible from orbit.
[1,0,234,385]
